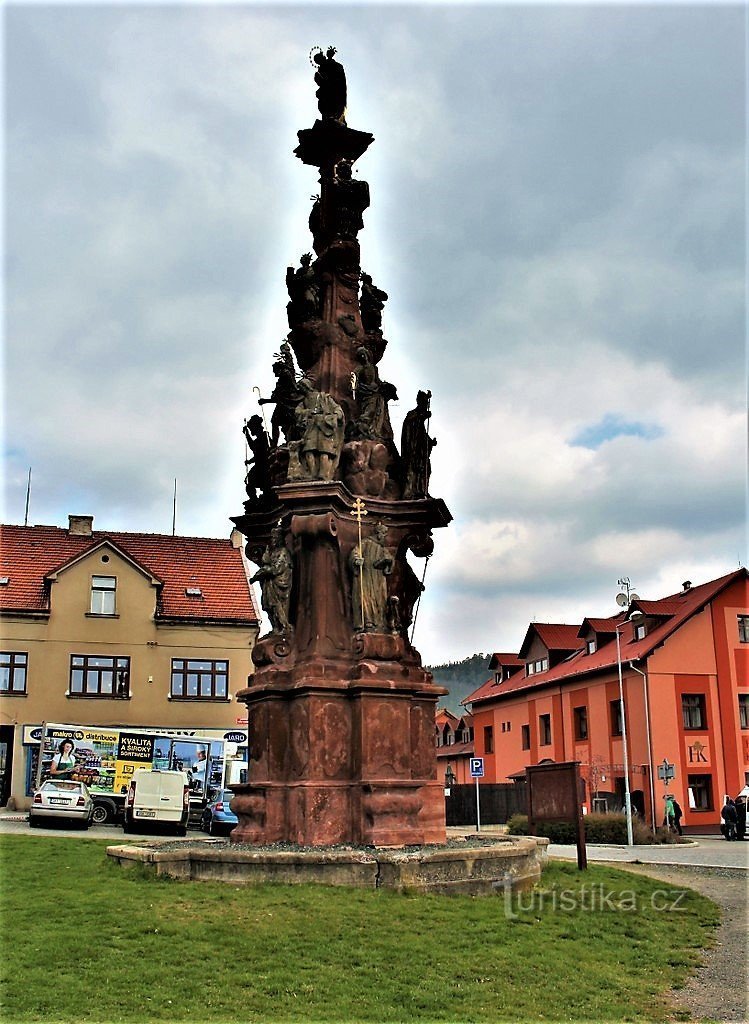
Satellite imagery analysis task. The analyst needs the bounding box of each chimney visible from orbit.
[682,580,692,592]
[68,515,94,537]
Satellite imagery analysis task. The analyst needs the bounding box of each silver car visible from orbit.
[29,780,94,829]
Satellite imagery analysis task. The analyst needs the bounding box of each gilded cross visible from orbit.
[350,498,368,629]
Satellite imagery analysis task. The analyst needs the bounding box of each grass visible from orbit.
[0,836,719,1024]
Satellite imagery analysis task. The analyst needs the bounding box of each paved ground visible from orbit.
[547,834,749,870]
[0,811,196,841]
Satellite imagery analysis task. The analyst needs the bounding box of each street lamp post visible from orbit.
[614,619,637,847]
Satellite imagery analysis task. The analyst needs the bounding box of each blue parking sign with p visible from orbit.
[470,757,484,778]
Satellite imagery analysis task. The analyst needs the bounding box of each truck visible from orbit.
[34,722,248,825]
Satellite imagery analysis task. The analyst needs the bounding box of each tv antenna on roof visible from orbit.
[616,576,639,607]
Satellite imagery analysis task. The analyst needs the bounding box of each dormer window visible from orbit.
[494,672,501,684]
[586,639,597,655]
[90,576,116,615]
[634,623,646,641]
[525,658,549,677]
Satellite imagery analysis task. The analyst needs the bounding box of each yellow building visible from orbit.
[0,515,259,808]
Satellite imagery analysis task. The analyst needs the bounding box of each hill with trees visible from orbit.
[425,653,490,716]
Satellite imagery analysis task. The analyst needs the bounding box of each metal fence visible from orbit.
[445,782,527,826]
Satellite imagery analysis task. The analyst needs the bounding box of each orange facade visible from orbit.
[466,571,748,831]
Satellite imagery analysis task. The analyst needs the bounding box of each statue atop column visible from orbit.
[312,46,347,123]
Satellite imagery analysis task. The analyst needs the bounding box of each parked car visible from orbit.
[200,789,238,836]
[29,780,94,829]
[123,768,189,836]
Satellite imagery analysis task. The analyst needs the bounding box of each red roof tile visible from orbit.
[0,523,258,625]
[488,652,523,670]
[518,622,582,658]
[467,570,747,705]
[578,615,623,637]
[463,666,525,706]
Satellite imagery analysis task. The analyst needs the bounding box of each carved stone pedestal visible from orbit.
[232,484,450,848]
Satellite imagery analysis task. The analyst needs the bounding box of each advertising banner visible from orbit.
[38,726,120,796]
[115,733,157,795]
[36,724,248,800]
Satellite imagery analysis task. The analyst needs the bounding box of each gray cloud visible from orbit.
[5,4,744,663]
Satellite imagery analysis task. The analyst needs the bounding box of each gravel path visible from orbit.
[584,862,747,1024]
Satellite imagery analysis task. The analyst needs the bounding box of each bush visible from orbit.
[506,812,637,845]
[506,814,529,836]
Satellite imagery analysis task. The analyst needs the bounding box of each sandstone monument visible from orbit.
[231,50,452,847]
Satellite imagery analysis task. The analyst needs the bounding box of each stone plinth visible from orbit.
[232,482,451,848]
[106,835,549,894]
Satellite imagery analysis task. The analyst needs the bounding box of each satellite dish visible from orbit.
[630,593,640,602]
[615,593,628,607]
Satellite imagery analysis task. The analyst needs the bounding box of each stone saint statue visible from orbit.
[286,253,320,326]
[294,378,345,481]
[313,47,347,123]
[259,346,301,447]
[360,273,388,333]
[350,347,396,442]
[243,414,271,502]
[401,390,437,498]
[250,525,292,634]
[331,161,370,240]
[349,522,393,631]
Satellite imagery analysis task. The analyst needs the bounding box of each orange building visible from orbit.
[435,708,474,784]
[464,570,748,832]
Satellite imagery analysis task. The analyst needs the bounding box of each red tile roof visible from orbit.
[0,523,258,625]
[466,569,747,706]
[488,652,523,670]
[518,622,582,658]
[463,667,526,706]
[578,615,623,637]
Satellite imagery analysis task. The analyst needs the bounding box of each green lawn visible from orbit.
[0,836,718,1024]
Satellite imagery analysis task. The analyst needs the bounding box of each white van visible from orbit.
[122,768,190,836]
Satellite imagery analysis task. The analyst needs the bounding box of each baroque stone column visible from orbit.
[231,52,451,847]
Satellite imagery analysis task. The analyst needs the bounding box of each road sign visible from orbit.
[657,759,676,782]
[470,757,484,778]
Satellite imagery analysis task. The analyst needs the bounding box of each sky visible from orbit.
[4,2,746,666]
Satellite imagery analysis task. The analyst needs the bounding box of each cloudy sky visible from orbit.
[5,2,745,665]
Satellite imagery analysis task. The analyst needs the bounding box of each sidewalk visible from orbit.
[547,835,748,871]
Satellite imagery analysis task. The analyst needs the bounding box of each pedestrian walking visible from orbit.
[663,794,676,833]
